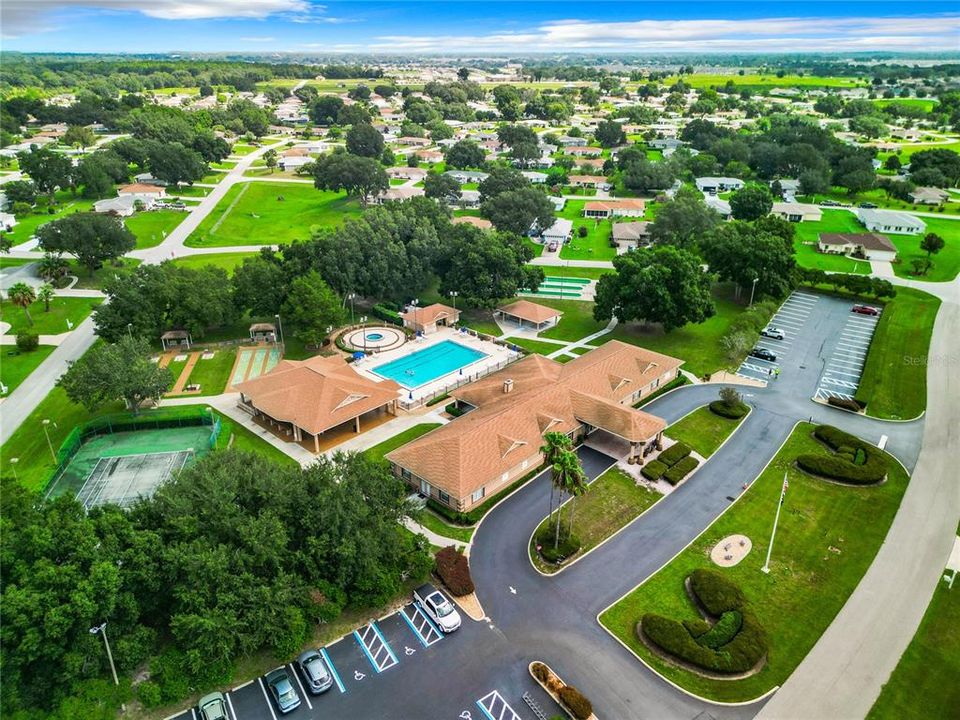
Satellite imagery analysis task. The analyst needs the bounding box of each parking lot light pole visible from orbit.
[42,419,56,462]
[448,291,458,326]
[749,276,759,307]
[89,622,119,686]
[347,293,356,326]
[411,298,420,336]
[274,314,284,349]
[360,316,368,353]
[9,458,18,481]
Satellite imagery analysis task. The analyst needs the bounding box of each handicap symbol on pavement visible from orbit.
[354,670,366,681]
[459,712,472,720]
[405,646,416,656]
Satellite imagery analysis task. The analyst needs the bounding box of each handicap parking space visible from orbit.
[398,601,444,647]
[815,309,880,402]
[354,620,400,673]
[475,689,524,720]
[736,291,820,383]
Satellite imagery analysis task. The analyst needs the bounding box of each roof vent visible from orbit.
[503,379,514,393]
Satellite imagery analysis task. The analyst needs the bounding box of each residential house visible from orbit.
[565,146,602,157]
[611,222,651,251]
[558,135,587,146]
[856,209,925,235]
[386,342,682,512]
[521,171,548,184]
[908,187,949,205]
[535,218,573,244]
[771,202,823,223]
[278,147,313,171]
[396,136,432,147]
[117,183,167,203]
[568,175,612,191]
[817,232,898,262]
[695,177,745,194]
[373,187,425,204]
[451,189,481,209]
[582,199,645,219]
[416,150,444,163]
[445,170,489,184]
[387,166,428,181]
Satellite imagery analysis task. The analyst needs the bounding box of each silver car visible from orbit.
[198,692,227,720]
[297,649,334,694]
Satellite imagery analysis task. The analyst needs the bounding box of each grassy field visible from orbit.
[530,466,662,574]
[877,139,960,163]
[600,423,910,702]
[363,423,441,465]
[793,210,872,274]
[185,182,360,247]
[800,187,960,216]
[0,194,96,246]
[529,265,613,281]
[66,258,140,290]
[165,347,237,398]
[0,296,102,336]
[873,98,938,112]
[858,287,940,420]
[214,410,298,468]
[124,210,188,250]
[0,257,36,269]
[557,201,618,261]
[658,74,862,90]
[665,406,745,458]
[170,252,257,275]
[889,217,960,282]
[0,345,55,394]
[504,336,565,355]
[867,531,960,720]
[536,298,608,342]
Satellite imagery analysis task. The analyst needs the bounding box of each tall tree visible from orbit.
[729,185,774,221]
[16,146,73,195]
[36,213,135,276]
[594,119,626,147]
[7,282,36,326]
[481,187,555,236]
[63,125,97,151]
[311,152,388,207]
[146,141,208,187]
[232,250,288,316]
[648,187,721,250]
[701,222,796,299]
[423,173,461,204]
[436,226,541,306]
[345,123,385,158]
[37,283,55,312]
[540,432,573,531]
[308,95,344,126]
[445,140,486,170]
[281,271,346,346]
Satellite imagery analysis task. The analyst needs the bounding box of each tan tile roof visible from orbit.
[236,355,399,436]
[387,341,680,501]
[584,199,645,212]
[451,216,493,230]
[497,300,562,325]
[569,175,609,184]
[118,183,165,195]
[566,146,602,155]
[399,303,458,326]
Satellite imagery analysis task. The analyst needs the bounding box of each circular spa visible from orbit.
[342,326,407,353]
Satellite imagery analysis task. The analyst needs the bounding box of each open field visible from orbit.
[600,423,910,702]
[0,295,102,336]
[800,187,960,217]
[873,98,938,112]
[0,194,96,246]
[124,210,189,250]
[537,298,607,342]
[185,182,360,247]
[169,251,257,275]
[66,258,141,290]
[876,139,960,163]
[658,74,863,90]
[0,345,55,394]
[889,217,960,282]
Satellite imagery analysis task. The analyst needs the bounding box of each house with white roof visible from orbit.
[857,209,925,235]
[695,177,745,194]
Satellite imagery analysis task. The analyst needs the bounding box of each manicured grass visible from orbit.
[800,188,960,217]
[459,310,501,337]
[505,336,565,355]
[186,182,360,247]
[165,348,237,397]
[229,144,258,156]
[557,201,617,261]
[416,509,475,544]
[363,423,441,465]
[877,139,960,163]
[537,298,608,342]
[600,423,910,702]
[858,287,940,420]
[210,160,237,171]
[530,466,661,574]
[0,194,96,246]
[0,295,102,336]
[213,411,299,468]
[169,252,257,275]
[169,185,210,198]
[873,98,938,112]
[124,210,188,250]
[867,545,960,720]
[793,210,872,274]
[658,73,862,90]
[664,406,745,458]
[890,217,960,282]
[66,258,140,290]
[0,257,36,269]
[0,345,55,394]
[529,265,613,280]
[199,172,227,185]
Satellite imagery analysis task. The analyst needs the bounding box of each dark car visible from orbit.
[821,199,840,207]
[852,304,881,316]
[265,668,301,714]
[749,347,777,362]
[858,202,878,209]
[297,649,333,695]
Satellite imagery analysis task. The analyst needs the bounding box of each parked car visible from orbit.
[547,241,558,252]
[760,326,785,340]
[858,202,878,209]
[821,199,840,207]
[414,583,461,633]
[852,304,880,316]
[297,649,334,695]
[749,347,777,362]
[198,693,228,720]
[265,668,301,714]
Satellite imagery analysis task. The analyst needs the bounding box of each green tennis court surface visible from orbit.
[523,276,592,298]
[45,426,213,508]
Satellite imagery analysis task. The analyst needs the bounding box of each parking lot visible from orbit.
[814,306,880,403]
[736,291,821,383]
[170,600,558,720]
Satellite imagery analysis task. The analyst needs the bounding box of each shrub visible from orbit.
[577,225,589,238]
[683,618,711,638]
[15,332,39,351]
[689,569,745,616]
[827,396,862,413]
[795,424,887,485]
[535,521,581,564]
[658,442,691,467]
[558,685,593,720]
[696,610,743,649]
[445,402,464,417]
[531,662,551,683]
[435,545,475,596]
[663,455,698,485]
[372,303,403,326]
[640,459,667,481]
[137,681,162,709]
[709,400,749,419]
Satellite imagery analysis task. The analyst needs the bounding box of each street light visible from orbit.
[347,292,356,325]
[126,323,132,338]
[410,298,420,337]
[89,622,119,686]
[360,316,368,353]
[749,276,759,307]
[274,314,284,348]
[9,458,18,481]
[42,419,56,463]
[448,291,458,326]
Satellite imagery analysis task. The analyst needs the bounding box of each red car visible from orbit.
[851,305,880,316]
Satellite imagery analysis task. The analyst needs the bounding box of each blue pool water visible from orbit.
[372,340,487,389]
[366,333,384,341]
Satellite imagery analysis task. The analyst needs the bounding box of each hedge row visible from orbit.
[827,396,865,413]
[535,521,582,564]
[445,402,464,417]
[796,425,887,485]
[641,569,767,675]
[434,546,474,596]
[663,455,699,486]
[372,303,403,326]
[640,460,668,482]
[708,400,749,419]
[658,442,692,467]
[558,686,593,720]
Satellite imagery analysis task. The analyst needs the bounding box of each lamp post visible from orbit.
[274,314,284,349]
[126,323,132,338]
[9,458,18,481]
[42,419,56,463]
[749,276,759,307]
[347,293,356,326]
[89,622,119,686]
[410,299,420,337]
[360,316,368,353]
[448,291,459,327]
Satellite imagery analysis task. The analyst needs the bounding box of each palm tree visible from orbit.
[37,284,55,312]
[551,450,585,550]
[540,431,572,525]
[38,253,69,284]
[565,461,589,538]
[7,282,36,326]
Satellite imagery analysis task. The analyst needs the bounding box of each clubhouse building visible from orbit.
[387,341,682,512]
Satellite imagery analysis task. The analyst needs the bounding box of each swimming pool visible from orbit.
[371,340,488,389]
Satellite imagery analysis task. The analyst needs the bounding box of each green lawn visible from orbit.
[229,144,258,156]
[664,406,745,458]
[363,423,441,465]
[537,298,608,342]
[0,296,102,336]
[66,257,140,290]
[416,509,475,544]
[169,185,210,198]
[658,73,862,90]
[124,210,188,250]
[213,410,298,468]
[199,172,227,185]
[793,210,872,274]
[877,139,960,163]
[890,217,960,282]
[557,201,618,261]
[505,336,565,355]
[858,287,940,420]
[459,310,501,337]
[873,98,938,112]
[800,188,960,217]
[186,182,360,247]
[530,466,662,574]
[528,265,613,280]
[0,194,96,246]
[868,535,960,720]
[180,348,237,396]
[169,252,257,275]
[600,423,910,702]
[0,257,36,269]
[0,345,55,394]
[210,161,237,171]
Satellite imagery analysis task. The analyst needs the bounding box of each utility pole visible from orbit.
[761,473,789,574]
[89,622,119,686]
[749,276,759,307]
[347,292,356,325]
[274,314,284,348]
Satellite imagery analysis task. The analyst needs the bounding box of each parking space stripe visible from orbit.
[225,692,239,720]
[319,648,345,693]
[191,709,197,720]
[400,607,430,646]
[477,691,522,720]
[371,622,398,666]
[288,664,312,710]
[258,678,279,720]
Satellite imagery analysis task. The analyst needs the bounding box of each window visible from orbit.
[471,487,485,503]
[439,490,451,505]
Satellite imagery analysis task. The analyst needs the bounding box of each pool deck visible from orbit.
[351,327,519,406]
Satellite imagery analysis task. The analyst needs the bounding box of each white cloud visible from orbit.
[240,36,277,42]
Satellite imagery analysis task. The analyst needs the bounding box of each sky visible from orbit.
[2,1,960,55]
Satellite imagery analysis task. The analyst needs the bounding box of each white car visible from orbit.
[760,326,785,340]
[414,583,461,633]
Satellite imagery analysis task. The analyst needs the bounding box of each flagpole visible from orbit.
[761,472,788,574]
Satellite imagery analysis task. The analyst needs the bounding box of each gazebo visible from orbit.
[160,330,192,351]
[249,323,277,343]
[495,300,563,332]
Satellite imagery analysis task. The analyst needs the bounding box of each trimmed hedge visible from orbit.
[558,685,593,720]
[796,424,887,485]
[445,402,464,417]
[535,521,582,564]
[663,455,698,485]
[641,569,767,675]
[434,546,474,596]
[372,303,403,326]
[658,442,692,467]
[640,459,668,481]
[708,400,749,419]
[827,396,864,413]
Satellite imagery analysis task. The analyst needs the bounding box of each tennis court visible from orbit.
[45,425,214,509]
